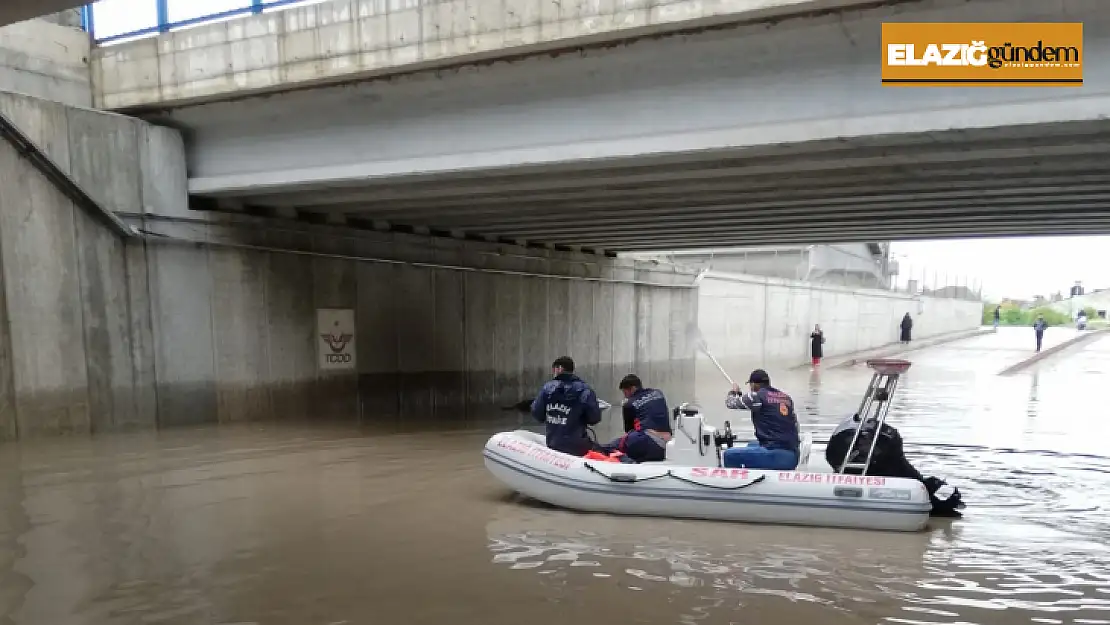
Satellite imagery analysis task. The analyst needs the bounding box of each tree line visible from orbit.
[981,303,1098,326]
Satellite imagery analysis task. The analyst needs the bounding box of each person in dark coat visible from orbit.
[825,413,965,517]
[530,356,602,456]
[1033,315,1047,352]
[899,313,913,344]
[598,374,671,463]
[810,324,825,367]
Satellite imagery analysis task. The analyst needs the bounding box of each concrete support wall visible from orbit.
[0,16,90,107]
[0,91,151,438]
[135,215,698,429]
[0,89,697,439]
[697,271,982,376]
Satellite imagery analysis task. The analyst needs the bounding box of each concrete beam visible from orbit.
[257,171,1110,212]
[384,190,1110,231]
[580,225,1110,250]
[456,197,1110,235]
[169,0,1110,197]
[92,0,888,110]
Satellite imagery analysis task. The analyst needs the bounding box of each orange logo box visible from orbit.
[881,22,1083,87]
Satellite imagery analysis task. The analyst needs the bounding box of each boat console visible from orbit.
[664,402,813,469]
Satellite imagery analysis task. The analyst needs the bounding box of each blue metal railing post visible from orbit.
[156,0,170,33]
[80,5,94,38]
[252,0,265,14]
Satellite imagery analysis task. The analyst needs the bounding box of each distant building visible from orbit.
[1049,287,1110,319]
[625,243,892,288]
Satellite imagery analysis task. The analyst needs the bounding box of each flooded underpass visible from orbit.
[1,327,1109,625]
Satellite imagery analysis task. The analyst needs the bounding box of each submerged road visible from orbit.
[0,327,1107,624]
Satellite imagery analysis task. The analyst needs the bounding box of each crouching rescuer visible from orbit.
[826,413,965,517]
[597,374,672,462]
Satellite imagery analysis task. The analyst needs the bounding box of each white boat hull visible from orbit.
[483,430,932,532]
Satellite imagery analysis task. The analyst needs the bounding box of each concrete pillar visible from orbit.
[0,92,89,437]
[356,259,399,421]
[138,123,219,427]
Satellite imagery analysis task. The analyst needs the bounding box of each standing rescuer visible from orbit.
[598,374,671,462]
[530,356,602,456]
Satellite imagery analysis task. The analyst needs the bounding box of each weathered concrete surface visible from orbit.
[0,16,90,106]
[0,89,702,438]
[696,270,982,382]
[91,0,883,110]
[142,0,1110,252]
[150,215,697,426]
[0,89,987,440]
[0,92,89,437]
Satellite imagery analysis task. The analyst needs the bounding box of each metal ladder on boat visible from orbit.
[836,359,912,476]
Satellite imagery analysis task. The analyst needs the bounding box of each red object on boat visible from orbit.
[583,450,625,463]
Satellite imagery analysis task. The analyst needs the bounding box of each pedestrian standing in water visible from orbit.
[810,324,825,368]
[899,313,913,344]
[993,305,1001,330]
[1033,315,1047,352]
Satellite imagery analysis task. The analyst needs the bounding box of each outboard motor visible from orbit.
[924,477,965,517]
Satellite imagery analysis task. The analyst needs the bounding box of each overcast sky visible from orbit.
[891,236,1109,301]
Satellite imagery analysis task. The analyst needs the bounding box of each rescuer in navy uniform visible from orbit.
[530,356,603,456]
[722,369,801,470]
[598,374,672,462]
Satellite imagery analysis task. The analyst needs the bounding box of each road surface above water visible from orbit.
[1,327,1107,625]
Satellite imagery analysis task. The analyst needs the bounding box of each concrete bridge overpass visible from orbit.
[91,0,1110,251]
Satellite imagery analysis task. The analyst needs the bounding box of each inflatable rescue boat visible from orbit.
[483,359,933,532]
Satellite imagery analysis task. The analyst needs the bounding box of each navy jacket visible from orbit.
[621,388,672,434]
[726,386,800,451]
[1034,319,1047,334]
[531,373,602,456]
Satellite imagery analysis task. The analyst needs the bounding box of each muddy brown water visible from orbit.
[1,328,1108,624]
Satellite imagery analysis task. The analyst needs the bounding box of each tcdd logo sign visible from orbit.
[317,309,357,371]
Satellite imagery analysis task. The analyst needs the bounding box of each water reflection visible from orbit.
[487,509,936,624]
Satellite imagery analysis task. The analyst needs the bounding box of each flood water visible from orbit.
[1,326,1108,625]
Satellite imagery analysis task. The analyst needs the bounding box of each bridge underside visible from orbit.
[194,120,1110,252]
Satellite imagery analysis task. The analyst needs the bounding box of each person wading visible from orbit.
[1033,315,1047,352]
[810,324,825,368]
